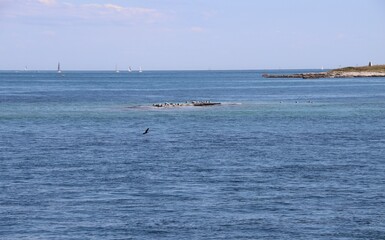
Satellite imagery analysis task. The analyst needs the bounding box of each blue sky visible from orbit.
[1,0,384,70]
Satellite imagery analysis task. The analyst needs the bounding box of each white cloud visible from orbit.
[4,0,164,25]
[37,0,56,5]
[104,4,125,12]
[81,3,161,19]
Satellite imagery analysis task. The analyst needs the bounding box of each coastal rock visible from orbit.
[263,71,385,79]
[262,72,328,79]
[263,65,385,79]
[328,71,385,78]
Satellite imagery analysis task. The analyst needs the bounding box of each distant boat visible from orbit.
[128,66,132,72]
[24,66,28,71]
[139,66,142,73]
[115,65,120,73]
[57,62,61,73]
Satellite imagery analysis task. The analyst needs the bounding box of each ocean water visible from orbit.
[1,70,385,239]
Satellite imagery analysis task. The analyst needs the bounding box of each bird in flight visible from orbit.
[143,128,149,134]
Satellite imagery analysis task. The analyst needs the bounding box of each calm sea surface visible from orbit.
[1,70,385,239]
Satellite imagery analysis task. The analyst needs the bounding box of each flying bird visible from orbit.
[143,128,149,134]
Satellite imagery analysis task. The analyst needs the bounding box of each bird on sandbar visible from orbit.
[143,128,150,134]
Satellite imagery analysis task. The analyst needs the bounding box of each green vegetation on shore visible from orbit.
[330,64,385,73]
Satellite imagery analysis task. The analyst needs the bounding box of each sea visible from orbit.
[1,70,385,239]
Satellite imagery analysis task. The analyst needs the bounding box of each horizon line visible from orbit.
[1,67,333,72]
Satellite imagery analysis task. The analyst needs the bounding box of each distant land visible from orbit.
[263,64,385,79]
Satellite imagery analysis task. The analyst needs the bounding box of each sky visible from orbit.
[0,0,385,70]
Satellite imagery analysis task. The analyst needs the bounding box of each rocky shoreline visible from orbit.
[263,71,385,79]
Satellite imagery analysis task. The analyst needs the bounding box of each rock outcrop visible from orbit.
[262,73,328,79]
[263,65,385,79]
[263,72,385,79]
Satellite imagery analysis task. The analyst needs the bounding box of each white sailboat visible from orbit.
[139,66,142,73]
[115,65,120,73]
[128,66,132,72]
[57,62,61,73]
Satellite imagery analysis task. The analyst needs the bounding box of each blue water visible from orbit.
[1,70,385,239]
